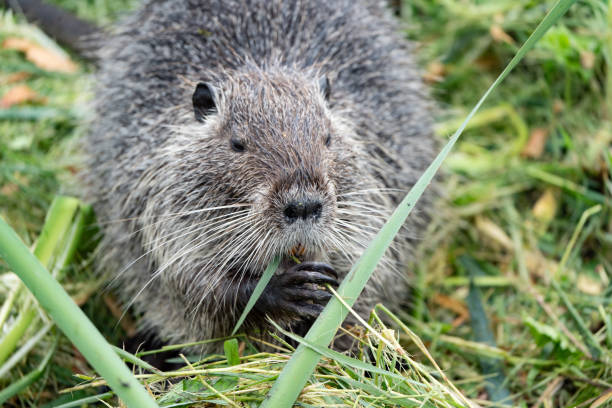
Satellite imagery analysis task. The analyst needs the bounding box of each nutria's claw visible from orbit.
[256,261,338,319]
[283,270,338,287]
[288,261,339,280]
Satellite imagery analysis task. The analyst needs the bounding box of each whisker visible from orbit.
[117,210,256,318]
[142,209,251,247]
[106,210,252,289]
[98,203,251,225]
[337,188,406,197]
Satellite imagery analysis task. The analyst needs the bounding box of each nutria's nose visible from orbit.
[284,200,322,222]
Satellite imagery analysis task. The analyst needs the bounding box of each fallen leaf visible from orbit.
[590,388,612,408]
[451,315,468,328]
[475,53,501,70]
[433,294,469,328]
[490,25,515,45]
[525,250,559,282]
[2,37,32,51]
[423,61,446,83]
[577,274,603,296]
[595,264,609,287]
[580,50,595,70]
[532,189,557,226]
[0,183,19,196]
[3,37,77,73]
[476,216,513,250]
[0,84,46,108]
[0,71,30,86]
[530,377,564,408]
[26,46,78,73]
[522,128,548,158]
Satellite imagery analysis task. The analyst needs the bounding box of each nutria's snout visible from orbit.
[269,166,333,226]
[283,198,323,223]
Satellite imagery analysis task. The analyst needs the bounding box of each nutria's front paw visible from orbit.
[259,261,338,319]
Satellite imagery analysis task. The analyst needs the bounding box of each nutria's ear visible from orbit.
[318,75,331,101]
[192,82,217,122]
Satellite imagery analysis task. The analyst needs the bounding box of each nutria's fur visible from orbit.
[83,0,435,352]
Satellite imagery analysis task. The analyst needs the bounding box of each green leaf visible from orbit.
[223,338,241,366]
[0,337,57,405]
[231,255,280,335]
[0,197,159,408]
[523,315,578,357]
[460,256,512,406]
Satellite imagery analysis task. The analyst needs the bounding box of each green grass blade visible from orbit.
[0,307,38,366]
[224,339,241,366]
[231,255,280,335]
[32,196,80,267]
[0,107,74,121]
[334,376,426,408]
[551,279,604,360]
[268,320,410,383]
[48,392,114,408]
[460,256,512,406]
[0,203,159,407]
[0,336,57,406]
[0,196,86,366]
[113,345,162,374]
[0,323,52,378]
[262,1,578,406]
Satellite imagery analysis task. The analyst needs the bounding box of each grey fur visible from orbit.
[83,0,435,352]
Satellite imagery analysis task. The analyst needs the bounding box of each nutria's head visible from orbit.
[136,67,388,289]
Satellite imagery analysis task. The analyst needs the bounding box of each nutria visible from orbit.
[11,0,437,352]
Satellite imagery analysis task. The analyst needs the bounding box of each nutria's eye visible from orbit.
[230,137,246,152]
[324,133,332,147]
[192,82,217,122]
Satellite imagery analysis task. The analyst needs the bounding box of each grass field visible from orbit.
[1,0,611,407]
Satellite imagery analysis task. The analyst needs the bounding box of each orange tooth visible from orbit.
[289,243,306,257]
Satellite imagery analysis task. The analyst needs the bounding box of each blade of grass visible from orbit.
[0,196,86,366]
[0,306,38,365]
[0,106,74,121]
[0,201,158,407]
[231,255,280,335]
[460,256,512,406]
[607,0,612,120]
[526,167,609,206]
[334,376,424,408]
[598,305,612,349]
[112,345,162,374]
[558,205,602,273]
[0,322,52,378]
[268,320,409,383]
[136,335,240,357]
[47,392,114,408]
[551,280,605,361]
[551,205,605,360]
[0,336,57,406]
[224,339,241,366]
[261,1,578,406]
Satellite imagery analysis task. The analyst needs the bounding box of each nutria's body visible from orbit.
[84,0,435,352]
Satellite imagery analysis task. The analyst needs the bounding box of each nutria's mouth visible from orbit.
[289,243,307,258]
[278,242,320,268]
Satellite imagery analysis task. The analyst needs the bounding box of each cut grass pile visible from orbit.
[0,0,611,407]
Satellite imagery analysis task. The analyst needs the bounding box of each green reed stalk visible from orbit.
[261,1,578,406]
[0,197,158,408]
